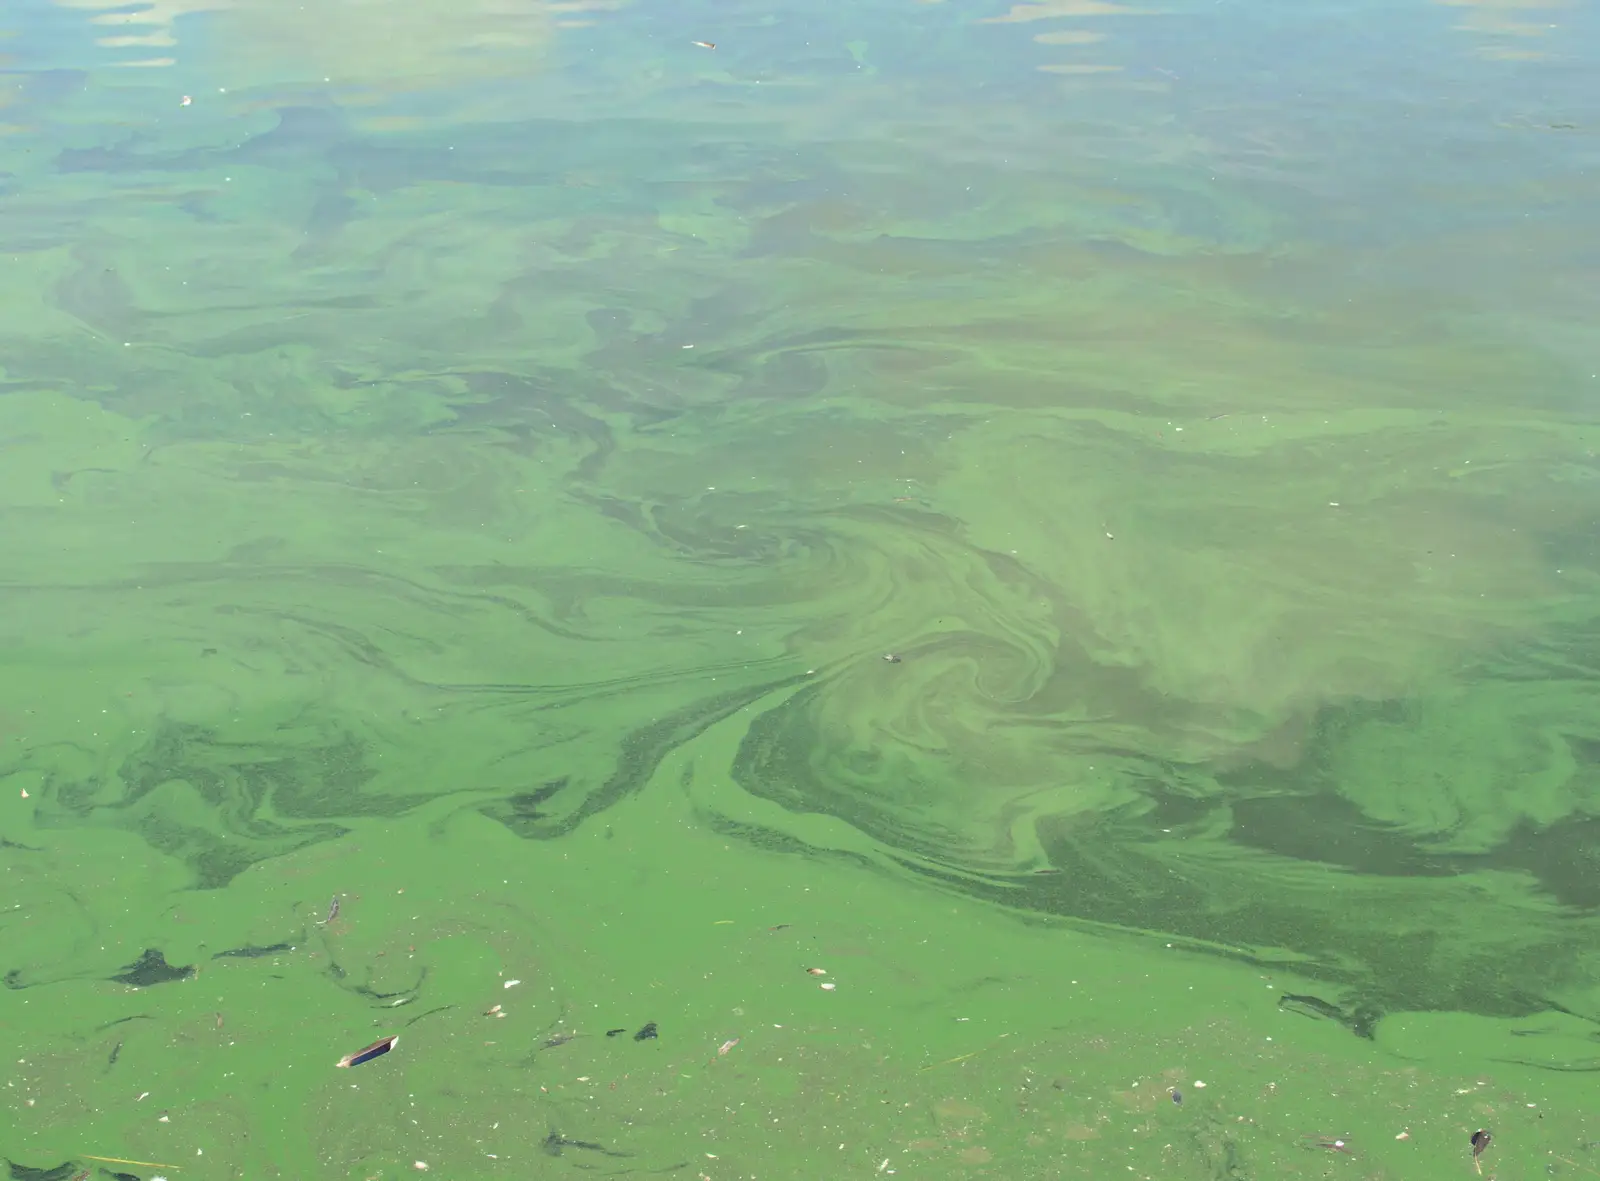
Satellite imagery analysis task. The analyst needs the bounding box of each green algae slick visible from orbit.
[0,0,1597,1176]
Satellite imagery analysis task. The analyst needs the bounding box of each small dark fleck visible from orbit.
[633,1022,658,1041]
[541,1032,579,1049]
[1171,1088,1182,1105]
[605,1028,628,1037]
[107,1040,122,1067]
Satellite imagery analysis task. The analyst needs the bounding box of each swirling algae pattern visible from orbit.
[4,0,1599,1071]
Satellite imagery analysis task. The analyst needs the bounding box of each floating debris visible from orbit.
[882,653,902,664]
[605,1028,628,1037]
[503,979,521,989]
[1471,1129,1492,1174]
[819,982,837,991]
[336,1034,398,1068]
[81,1154,179,1170]
[483,1004,504,1018]
[213,942,295,960]
[544,1132,632,1158]
[1302,1135,1353,1155]
[691,40,715,49]
[1171,1089,1182,1105]
[805,967,827,976]
[633,1022,658,1041]
[717,1038,740,1056]
[317,896,341,926]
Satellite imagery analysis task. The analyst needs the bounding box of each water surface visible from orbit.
[2,0,1598,1176]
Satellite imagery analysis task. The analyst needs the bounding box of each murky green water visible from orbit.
[2,0,1598,1177]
